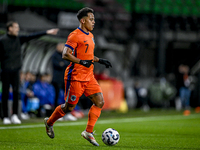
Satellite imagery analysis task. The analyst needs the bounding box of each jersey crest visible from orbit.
[71,95,76,101]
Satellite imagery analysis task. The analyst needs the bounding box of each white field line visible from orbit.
[0,114,199,130]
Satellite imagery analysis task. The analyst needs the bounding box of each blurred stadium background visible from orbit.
[1,0,200,113]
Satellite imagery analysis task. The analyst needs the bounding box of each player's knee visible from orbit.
[99,100,104,108]
[96,98,104,108]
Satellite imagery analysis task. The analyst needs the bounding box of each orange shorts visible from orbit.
[64,76,102,104]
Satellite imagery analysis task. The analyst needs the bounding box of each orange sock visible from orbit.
[47,105,65,126]
[86,105,101,133]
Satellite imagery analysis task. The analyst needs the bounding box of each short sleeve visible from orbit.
[65,32,78,51]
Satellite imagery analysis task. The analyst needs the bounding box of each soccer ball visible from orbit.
[102,128,120,146]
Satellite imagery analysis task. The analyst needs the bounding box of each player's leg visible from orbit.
[46,105,66,126]
[44,104,65,138]
[44,102,76,138]
[44,80,83,138]
[46,102,77,126]
[85,77,104,133]
[81,77,104,146]
[81,92,103,146]
[86,93,104,133]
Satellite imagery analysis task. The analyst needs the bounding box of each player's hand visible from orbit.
[46,28,59,35]
[98,58,112,68]
[79,60,94,68]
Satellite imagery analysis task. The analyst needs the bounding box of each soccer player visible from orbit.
[44,7,112,146]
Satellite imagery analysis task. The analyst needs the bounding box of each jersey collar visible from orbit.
[78,27,89,35]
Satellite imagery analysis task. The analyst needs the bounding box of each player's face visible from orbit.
[9,23,20,36]
[84,13,95,32]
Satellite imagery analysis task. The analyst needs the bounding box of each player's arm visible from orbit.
[62,46,93,68]
[94,56,112,68]
[62,46,80,63]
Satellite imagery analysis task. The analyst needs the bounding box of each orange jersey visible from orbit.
[64,27,95,81]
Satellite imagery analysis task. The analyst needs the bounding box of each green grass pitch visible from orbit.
[0,109,200,150]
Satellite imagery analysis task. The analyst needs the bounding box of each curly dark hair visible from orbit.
[77,7,94,21]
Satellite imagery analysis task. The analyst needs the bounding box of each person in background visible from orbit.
[176,64,191,115]
[20,71,38,119]
[51,43,77,121]
[0,21,58,124]
[51,43,70,107]
[33,73,55,117]
[134,80,149,112]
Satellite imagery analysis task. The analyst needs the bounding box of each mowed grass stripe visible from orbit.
[0,114,199,130]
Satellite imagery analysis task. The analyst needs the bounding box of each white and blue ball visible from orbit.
[102,128,120,146]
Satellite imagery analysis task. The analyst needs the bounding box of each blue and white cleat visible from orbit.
[81,130,99,146]
[44,117,55,139]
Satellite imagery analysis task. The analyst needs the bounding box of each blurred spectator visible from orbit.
[20,71,37,119]
[134,80,149,112]
[0,21,59,124]
[33,73,55,117]
[149,77,177,108]
[51,43,77,121]
[176,64,192,115]
[51,43,70,107]
[19,71,29,119]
